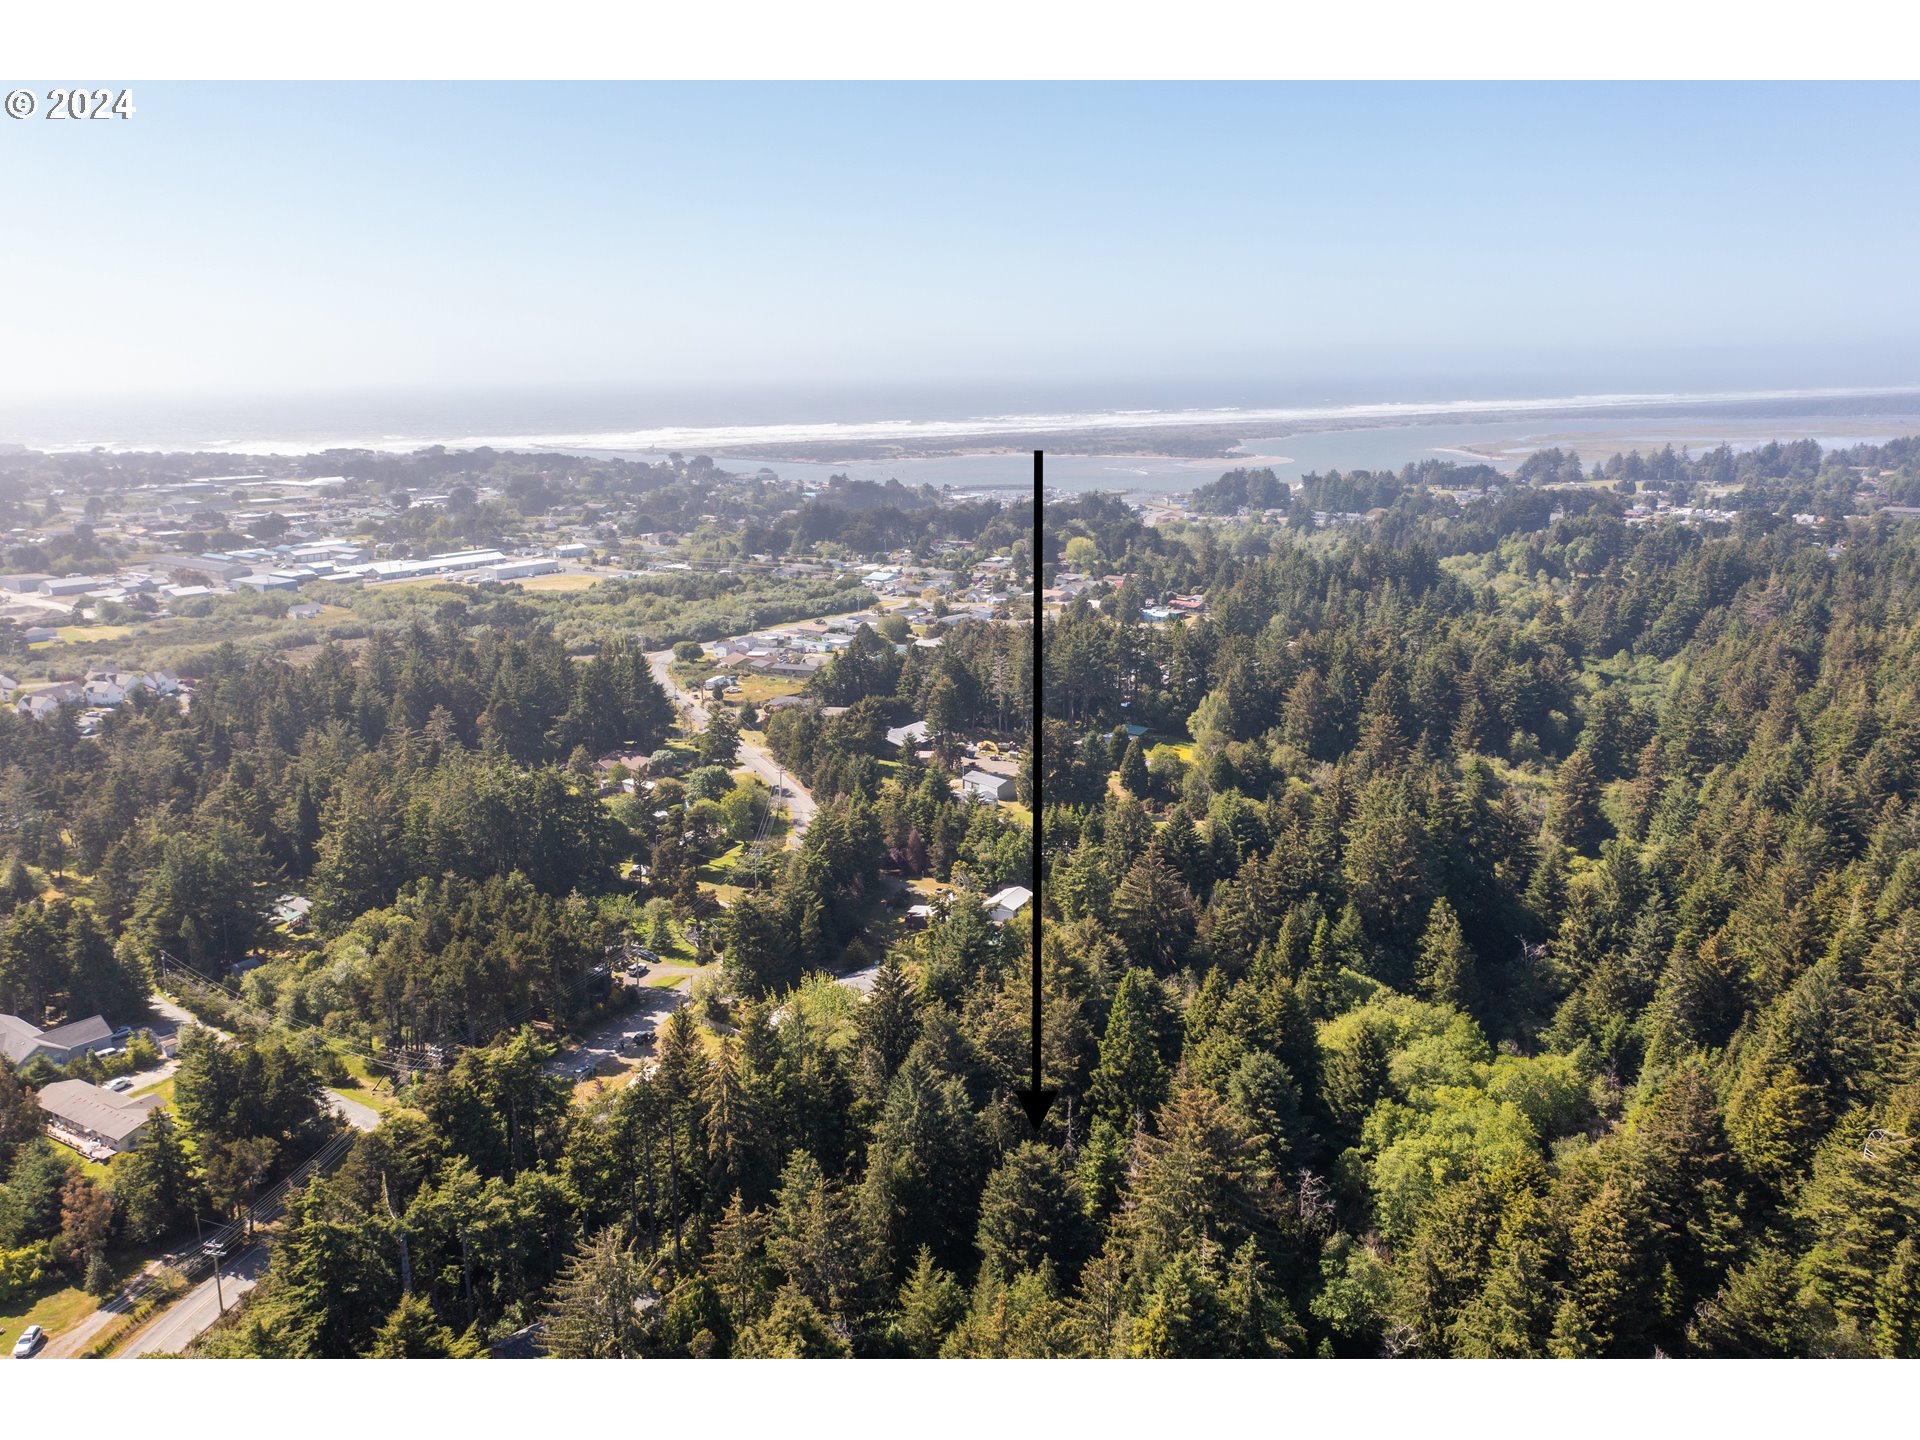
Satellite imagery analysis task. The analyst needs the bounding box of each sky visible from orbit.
[3,81,1919,406]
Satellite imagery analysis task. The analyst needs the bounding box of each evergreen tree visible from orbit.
[1548,749,1605,856]
[1088,969,1169,1131]
[1416,897,1475,1007]
[893,1246,966,1357]
[976,1141,1094,1280]
[545,1226,647,1359]
[367,1294,470,1357]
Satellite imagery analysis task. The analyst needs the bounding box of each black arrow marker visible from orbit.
[1015,447,1056,1132]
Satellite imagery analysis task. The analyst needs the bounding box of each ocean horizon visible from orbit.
[5,381,1920,493]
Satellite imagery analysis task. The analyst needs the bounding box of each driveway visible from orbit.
[833,959,883,995]
[547,973,693,1086]
[324,1089,381,1132]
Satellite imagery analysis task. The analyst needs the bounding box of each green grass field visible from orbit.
[333,1053,406,1113]
[0,1244,149,1355]
[0,1280,103,1354]
[731,674,804,705]
[700,842,748,879]
[512,572,603,593]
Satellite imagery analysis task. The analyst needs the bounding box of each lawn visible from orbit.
[57,625,136,643]
[512,572,603,593]
[732,674,804,706]
[644,927,703,965]
[700,842,748,879]
[0,1276,113,1356]
[332,1053,406,1113]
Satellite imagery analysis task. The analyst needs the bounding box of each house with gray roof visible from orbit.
[37,1079,164,1155]
[0,1012,116,1067]
[960,769,1016,803]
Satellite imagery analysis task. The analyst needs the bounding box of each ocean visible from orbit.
[4,382,1919,496]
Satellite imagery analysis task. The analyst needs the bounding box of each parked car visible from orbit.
[13,1325,45,1358]
[107,1076,134,1093]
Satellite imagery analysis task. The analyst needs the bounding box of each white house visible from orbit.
[986,886,1033,924]
[960,769,1016,803]
[16,681,84,717]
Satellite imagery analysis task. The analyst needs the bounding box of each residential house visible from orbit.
[885,720,929,750]
[272,894,313,931]
[986,885,1033,924]
[15,681,84,718]
[37,1079,165,1156]
[960,769,1017,803]
[0,1012,117,1067]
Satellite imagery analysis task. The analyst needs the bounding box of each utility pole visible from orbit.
[193,1210,225,1314]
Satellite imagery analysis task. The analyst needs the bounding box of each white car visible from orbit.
[13,1324,45,1358]
[107,1076,134,1093]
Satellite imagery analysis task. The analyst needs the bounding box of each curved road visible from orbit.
[646,649,818,847]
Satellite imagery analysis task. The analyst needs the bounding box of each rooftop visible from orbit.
[37,1079,163,1143]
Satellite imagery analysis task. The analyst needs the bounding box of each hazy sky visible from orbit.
[4,81,1919,402]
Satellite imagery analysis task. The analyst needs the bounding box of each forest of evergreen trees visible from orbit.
[4,437,1920,1356]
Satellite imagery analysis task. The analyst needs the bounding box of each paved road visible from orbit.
[47,997,380,1356]
[146,992,231,1043]
[324,1089,381,1132]
[736,745,818,843]
[647,648,818,847]
[122,1247,269,1357]
[118,1058,178,1093]
[145,993,201,1034]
